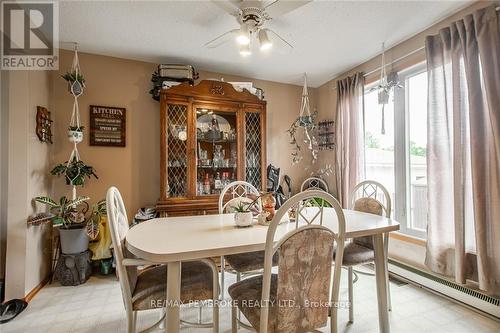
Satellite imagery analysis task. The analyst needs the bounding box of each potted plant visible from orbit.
[86,199,106,241]
[61,71,85,95]
[50,157,98,186]
[34,196,91,254]
[67,126,84,143]
[233,202,254,227]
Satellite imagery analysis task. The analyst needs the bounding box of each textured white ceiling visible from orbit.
[59,0,472,87]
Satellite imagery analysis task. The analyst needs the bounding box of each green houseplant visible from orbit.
[34,196,91,254]
[86,199,106,241]
[62,71,85,95]
[50,157,98,186]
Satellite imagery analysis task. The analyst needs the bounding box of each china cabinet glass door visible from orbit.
[167,104,188,197]
[245,112,262,190]
[195,108,238,196]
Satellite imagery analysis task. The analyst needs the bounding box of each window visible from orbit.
[363,63,428,238]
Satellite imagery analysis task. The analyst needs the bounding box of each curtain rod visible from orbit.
[330,45,425,90]
[363,45,425,78]
[331,5,500,90]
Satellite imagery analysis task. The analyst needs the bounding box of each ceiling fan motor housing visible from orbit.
[239,7,269,29]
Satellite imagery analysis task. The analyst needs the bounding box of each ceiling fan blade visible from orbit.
[266,28,293,53]
[264,0,312,18]
[211,0,242,16]
[204,29,239,48]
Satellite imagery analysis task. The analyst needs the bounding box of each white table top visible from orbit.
[126,208,400,263]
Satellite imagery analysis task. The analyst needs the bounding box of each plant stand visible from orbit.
[54,250,92,286]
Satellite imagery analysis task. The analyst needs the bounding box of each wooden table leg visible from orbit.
[373,234,390,333]
[166,261,181,333]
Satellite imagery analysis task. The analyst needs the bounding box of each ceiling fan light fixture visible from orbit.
[236,23,250,45]
[258,29,272,51]
[239,44,252,57]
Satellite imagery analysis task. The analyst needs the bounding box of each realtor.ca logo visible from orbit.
[1,0,59,70]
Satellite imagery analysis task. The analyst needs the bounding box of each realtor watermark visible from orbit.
[1,0,59,70]
[150,299,351,309]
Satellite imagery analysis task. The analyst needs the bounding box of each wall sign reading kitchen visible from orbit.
[89,105,126,147]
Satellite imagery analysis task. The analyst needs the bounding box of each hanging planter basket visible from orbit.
[68,127,84,143]
[61,72,85,96]
[68,80,84,96]
[287,73,319,165]
[298,115,314,128]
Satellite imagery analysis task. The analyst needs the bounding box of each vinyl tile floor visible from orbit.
[2,268,499,333]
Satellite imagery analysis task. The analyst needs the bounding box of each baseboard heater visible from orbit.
[388,259,500,320]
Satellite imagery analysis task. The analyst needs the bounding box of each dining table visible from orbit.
[126,208,400,333]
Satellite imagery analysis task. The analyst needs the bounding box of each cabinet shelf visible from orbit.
[197,138,236,144]
[197,166,237,169]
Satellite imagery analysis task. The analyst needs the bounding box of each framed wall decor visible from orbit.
[89,105,126,147]
[36,106,53,144]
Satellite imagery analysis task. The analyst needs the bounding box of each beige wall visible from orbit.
[52,50,315,216]
[315,1,495,263]
[3,70,53,300]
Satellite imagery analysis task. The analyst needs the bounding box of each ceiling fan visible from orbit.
[205,0,311,56]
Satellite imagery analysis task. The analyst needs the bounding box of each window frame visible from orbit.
[363,62,428,239]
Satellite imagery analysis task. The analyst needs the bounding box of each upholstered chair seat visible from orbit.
[228,275,278,332]
[225,251,279,272]
[132,261,214,311]
[334,242,374,267]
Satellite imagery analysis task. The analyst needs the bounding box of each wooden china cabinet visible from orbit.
[157,80,267,217]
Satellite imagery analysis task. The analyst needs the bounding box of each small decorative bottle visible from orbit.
[203,173,211,195]
[214,172,222,191]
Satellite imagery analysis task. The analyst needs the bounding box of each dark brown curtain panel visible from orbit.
[425,5,500,295]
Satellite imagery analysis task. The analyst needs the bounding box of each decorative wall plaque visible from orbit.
[36,106,53,143]
[89,105,126,147]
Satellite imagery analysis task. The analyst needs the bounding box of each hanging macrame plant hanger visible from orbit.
[371,42,403,135]
[287,73,319,165]
[298,73,313,127]
[378,43,389,135]
[67,43,84,200]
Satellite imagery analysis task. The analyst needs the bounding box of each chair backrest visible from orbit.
[350,180,391,217]
[349,180,391,248]
[300,177,329,192]
[218,180,262,214]
[259,190,346,333]
[106,186,135,312]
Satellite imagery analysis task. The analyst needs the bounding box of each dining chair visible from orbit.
[228,190,346,333]
[300,176,329,192]
[336,180,392,324]
[106,186,219,333]
[218,181,279,300]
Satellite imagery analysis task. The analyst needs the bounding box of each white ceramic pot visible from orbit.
[68,130,83,143]
[234,212,253,227]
